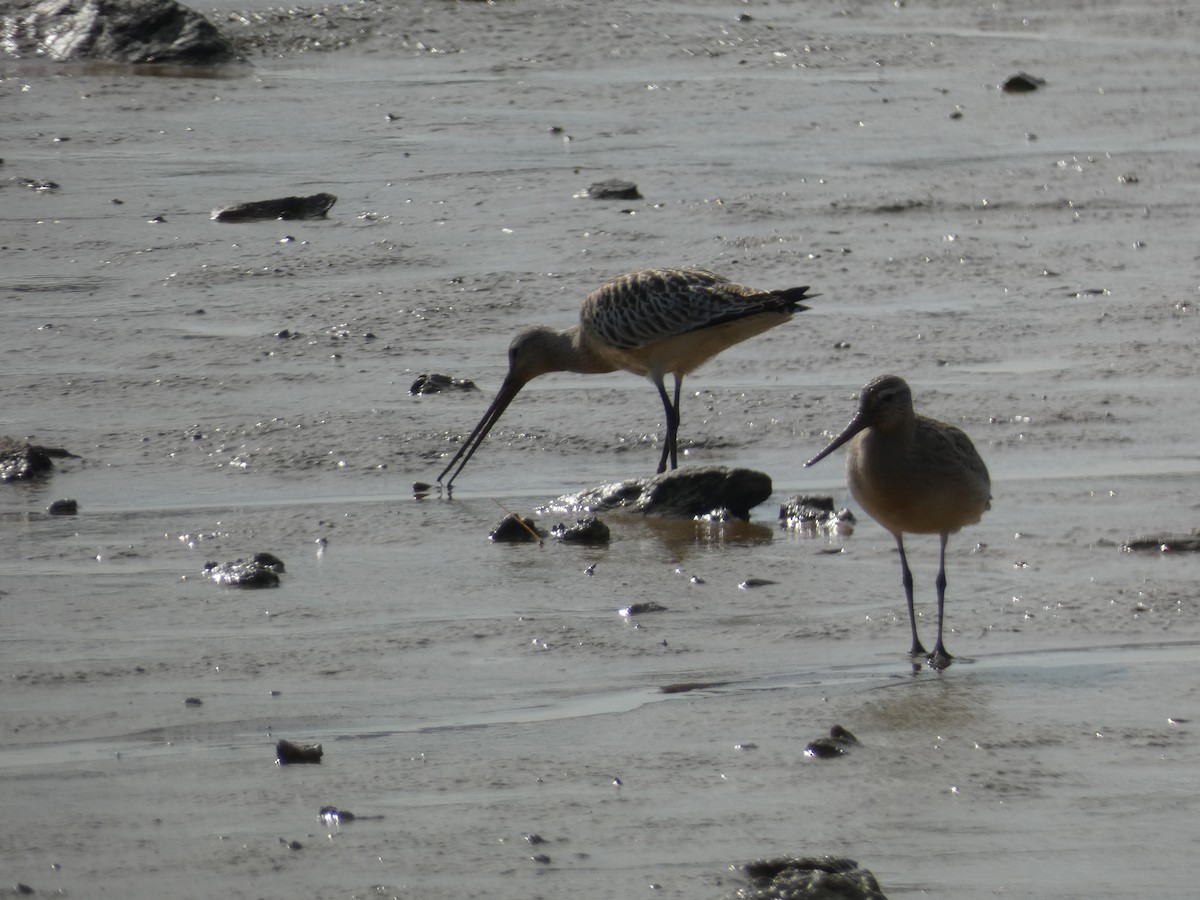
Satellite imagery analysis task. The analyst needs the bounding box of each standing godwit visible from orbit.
[437,267,813,490]
[805,374,991,668]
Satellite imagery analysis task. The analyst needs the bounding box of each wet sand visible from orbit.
[2,1,1199,897]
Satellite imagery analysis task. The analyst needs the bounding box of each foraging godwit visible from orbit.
[437,267,813,490]
[805,374,991,668]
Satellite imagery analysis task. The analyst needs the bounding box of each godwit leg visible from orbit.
[895,535,927,657]
[929,532,954,667]
[652,375,682,473]
[669,376,683,471]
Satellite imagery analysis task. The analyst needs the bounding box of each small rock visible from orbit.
[203,553,284,587]
[212,193,336,222]
[0,436,78,482]
[619,601,667,617]
[576,178,642,200]
[804,737,844,759]
[779,494,856,535]
[0,0,240,65]
[551,515,610,543]
[319,806,356,824]
[276,739,323,765]
[489,514,546,543]
[1000,72,1045,93]
[545,466,772,521]
[47,498,78,516]
[729,856,888,900]
[410,372,479,395]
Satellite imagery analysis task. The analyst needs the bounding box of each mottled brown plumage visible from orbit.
[806,374,991,667]
[438,267,813,489]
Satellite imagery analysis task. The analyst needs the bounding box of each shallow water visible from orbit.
[2,0,1199,897]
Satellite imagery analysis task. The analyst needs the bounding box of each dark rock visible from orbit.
[0,0,241,66]
[276,739,322,765]
[488,514,546,543]
[203,552,284,587]
[1000,72,1046,93]
[551,515,610,543]
[779,494,856,535]
[212,192,336,222]
[1121,530,1200,552]
[577,178,642,200]
[47,498,78,515]
[409,372,479,395]
[546,466,772,521]
[318,806,355,824]
[619,601,667,617]
[739,577,777,589]
[729,856,888,900]
[806,725,859,760]
[804,738,844,759]
[184,696,202,707]
[0,437,78,482]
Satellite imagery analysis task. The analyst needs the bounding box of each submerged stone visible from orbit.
[1121,530,1200,553]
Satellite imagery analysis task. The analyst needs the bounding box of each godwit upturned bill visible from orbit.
[805,374,991,668]
[437,267,814,490]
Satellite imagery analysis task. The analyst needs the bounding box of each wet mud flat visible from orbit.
[2,0,1200,897]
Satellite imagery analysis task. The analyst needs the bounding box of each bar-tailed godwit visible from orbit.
[805,374,991,668]
[437,267,813,489]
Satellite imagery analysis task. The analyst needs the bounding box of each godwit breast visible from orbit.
[437,267,813,490]
[805,374,991,668]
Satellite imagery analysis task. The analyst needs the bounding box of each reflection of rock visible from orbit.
[203,552,285,587]
[410,372,479,395]
[1,0,240,66]
[1121,530,1200,553]
[546,466,772,521]
[551,515,610,543]
[778,494,855,536]
[0,437,78,482]
[212,192,336,222]
[727,856,888,900]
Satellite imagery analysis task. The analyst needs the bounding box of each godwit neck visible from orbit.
[507,324,617,385]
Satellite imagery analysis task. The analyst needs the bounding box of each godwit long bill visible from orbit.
[437,267,814,490]
[805,374,991,667]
